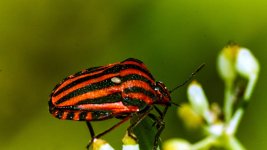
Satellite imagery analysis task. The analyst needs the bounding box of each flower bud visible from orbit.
[178,103,203,129]
[163,139,191,150]
[122,132,139,150]
[217,44,239,87]
[187,81,210,122]
[93,139,114,150]
[235,48,260,100]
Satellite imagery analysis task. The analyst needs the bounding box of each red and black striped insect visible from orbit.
[49,58,203,150]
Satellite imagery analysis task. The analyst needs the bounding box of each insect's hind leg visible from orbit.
[86,116,131,149]
[86,122,95,149]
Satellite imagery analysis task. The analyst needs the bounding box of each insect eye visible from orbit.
[111,77,121,84]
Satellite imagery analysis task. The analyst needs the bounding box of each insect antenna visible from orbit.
[169,63,205,94]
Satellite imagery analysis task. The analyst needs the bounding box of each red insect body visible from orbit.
[49,58,172,149]
[49,58,171,121]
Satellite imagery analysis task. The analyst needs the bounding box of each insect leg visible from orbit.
[126,107,153,141]
[148,113,165,150]
[161,105,169,119]
[86,122,95,139]
[154,105,169,120]
[153,106,163,118]
[148,105,169,149]
[86,121,96,149]
[152,105,169,127]
[86,115,131,149]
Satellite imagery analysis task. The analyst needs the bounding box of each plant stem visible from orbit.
[191,136,217,150]
[228,136,246,150]
[224,84,233,123]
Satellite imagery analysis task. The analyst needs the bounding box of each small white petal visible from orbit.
[93,139,114,150]
[163,139,191,150]
[208,123,224,136]
[226,109,244,135]
[236,48,259,79]
[99,144,115,150]
[187,81,209,121]
[122,144,140,150]
[236,48,260,99]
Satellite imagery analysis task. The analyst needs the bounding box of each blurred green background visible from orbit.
[0,0,266,149]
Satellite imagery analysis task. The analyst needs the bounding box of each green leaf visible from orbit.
[132,116,161,150]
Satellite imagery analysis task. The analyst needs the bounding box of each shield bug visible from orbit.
[49,58,204,150]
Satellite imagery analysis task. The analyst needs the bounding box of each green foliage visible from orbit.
[133,117,160,150]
